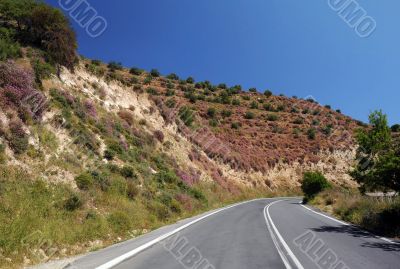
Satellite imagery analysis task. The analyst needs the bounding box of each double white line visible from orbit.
[263,200,305,269]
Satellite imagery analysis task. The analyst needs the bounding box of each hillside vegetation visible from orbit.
[0,1,372,268]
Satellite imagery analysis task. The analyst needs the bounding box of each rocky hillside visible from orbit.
[83,59,361,188]
[0,56,362,192]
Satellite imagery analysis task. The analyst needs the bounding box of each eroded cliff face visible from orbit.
[35,63,357,191]
[0,56,359,193]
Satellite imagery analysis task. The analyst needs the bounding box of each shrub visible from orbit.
[250,101,258,109]
[249,88,257,93]
[165,98,176,108]
[207,107,217,118]
[221,109,232,118]
[230,85,242,94]
[139,119,147,125]
[107,211,132,233]
[179,106,195,126]
[307,128,317,140]
[293,118,304,124]
[209,119,218,127]
[146,87,159,95]
[32,58,55,82]
[293,128,301,138]
[336,109,342,113]
[130,76,139,84]
[167,73,179,80]
[0,28,21,60]
[84,100,97,118]
[170,199,182,213]
[64,193,83,211]
[263,103,274,111]
[153,130,164,142]
[312,110,321,116]
[186,77,195,84]
[0,61,47,121]
[163,89,175,97]
[190,188,207,202]
[152,202,171,221]
[195,82,203,89]
[0,143,6,164]
[272,125,283,134]
[242,95,251,101]
[150,69,160,77]
[301,172,330,203]
[184,92,197,103]
[231,122,241,129]
[91,170,111,191]
[166,81,175,89]
[127,181,139,199]
[7,119,28,154]
[276,104,285,112]
[218,83,227,89]
[75,173,94,190]
[312,119,320,126]
[244,111,255,119]
[86,63,106,76]
[264,90,273,97]
[118,110,134,126]
[37,126,58,150]
[218,91,231,104]
[325,105,331,109]
[391,124,400,132]
[120,166,137,179]
[322,125,333,135]
[108,61,123,71]
[103,150,115,160]
[143,76,152,85]
[91,59,101,65]
[155,170,178,184]
[267,114,279,121]
[129,67,143,75]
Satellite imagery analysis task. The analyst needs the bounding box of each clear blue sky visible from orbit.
[46,0,399,125]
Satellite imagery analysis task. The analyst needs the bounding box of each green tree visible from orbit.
[301,171,330,203]
[264,90,273,97]
[350,110,396,192]
[0,0,36,28]
[0,1,78,71]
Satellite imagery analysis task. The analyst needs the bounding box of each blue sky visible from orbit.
[46,0,399,125]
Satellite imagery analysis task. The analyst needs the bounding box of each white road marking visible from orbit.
[300,204,398,245]
[264,200,305,269]
[300,204,349,226]
[263,204,292,269]
[95,197,298,269]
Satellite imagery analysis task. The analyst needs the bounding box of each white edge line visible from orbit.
[95,197,298,269]
[263,204,292,269]
[300,204,398,244]
[265,200,305,269]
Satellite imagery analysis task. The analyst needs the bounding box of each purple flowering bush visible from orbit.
[0,61,47,121]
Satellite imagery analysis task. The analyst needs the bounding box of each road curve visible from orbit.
[66,198,400,269]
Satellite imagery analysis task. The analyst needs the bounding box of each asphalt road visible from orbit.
[65,198,400,269]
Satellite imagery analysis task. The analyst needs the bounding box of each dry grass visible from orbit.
[311,188,400,238]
